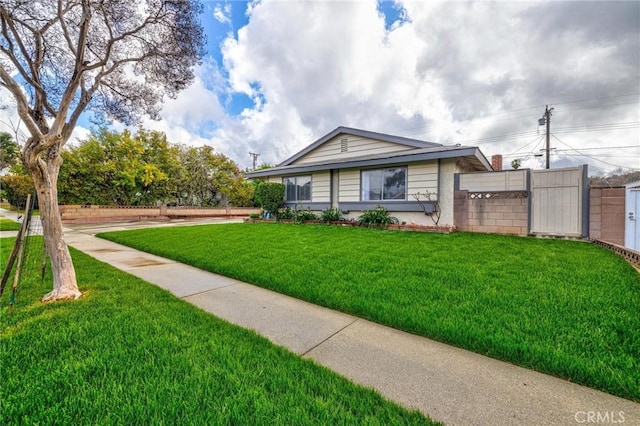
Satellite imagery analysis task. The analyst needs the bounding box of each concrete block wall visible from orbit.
[454,190,528,235]
[589,188,625,245]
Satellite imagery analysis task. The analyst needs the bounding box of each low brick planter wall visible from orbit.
[60,205,260,223]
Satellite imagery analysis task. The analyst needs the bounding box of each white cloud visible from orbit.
[212,0,639,174]
[213,3,231,25]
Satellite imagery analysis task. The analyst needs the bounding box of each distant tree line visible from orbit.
[1,128,255,207]
[589,169,640,188]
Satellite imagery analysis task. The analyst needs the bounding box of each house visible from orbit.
[245,126,492,225]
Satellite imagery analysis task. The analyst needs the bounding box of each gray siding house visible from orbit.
[246,127,492,225]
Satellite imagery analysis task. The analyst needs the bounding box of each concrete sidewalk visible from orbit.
[6,213,639,425]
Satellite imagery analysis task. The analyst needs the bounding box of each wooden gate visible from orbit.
[530,166,587,237]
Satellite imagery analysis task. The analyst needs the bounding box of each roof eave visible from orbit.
[247,146,491,178]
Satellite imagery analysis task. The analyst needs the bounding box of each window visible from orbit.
[361,167,407,201]
[283,176,312,202]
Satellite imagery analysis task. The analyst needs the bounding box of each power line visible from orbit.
[547,92,640,107]
[504,134,545,157]
[551,134,639,170]
[559,101,639,113]
[554,145,640,152]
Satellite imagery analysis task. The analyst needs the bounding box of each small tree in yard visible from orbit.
[0,0,205,301]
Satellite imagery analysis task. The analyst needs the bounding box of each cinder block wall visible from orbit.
[454,190,528,235]
[589,188,625,245]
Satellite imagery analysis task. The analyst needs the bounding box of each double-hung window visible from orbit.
[361,167,407,201]
[283,176,312,202]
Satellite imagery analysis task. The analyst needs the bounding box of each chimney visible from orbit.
[491,154,503,171]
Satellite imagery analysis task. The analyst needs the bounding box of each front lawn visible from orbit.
[0,237,432,425]
[99,223,640,401]
[0,218,21,231]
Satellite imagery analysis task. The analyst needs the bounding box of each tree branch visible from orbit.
[0,65,42,138]
[50,0,91,136]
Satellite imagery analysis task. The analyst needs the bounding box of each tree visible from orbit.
[0,163,33,207]
[59,128,181,205]
[589,169,640,187]
[511,159,521,170]
[0,131,19,170]
[175,145,254,207]
[0,0,205,301]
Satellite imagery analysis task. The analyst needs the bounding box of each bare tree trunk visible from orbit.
[27,144,81,302]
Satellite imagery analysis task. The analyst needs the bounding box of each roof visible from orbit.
[247,144,492,178]
[277,126,442,167]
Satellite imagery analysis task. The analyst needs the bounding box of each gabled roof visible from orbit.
[277,126,442,167]
[247,144,492,178]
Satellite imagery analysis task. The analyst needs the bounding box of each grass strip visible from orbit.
[0,236,433,425]
[0,218,21,231]
[99,223,640,401]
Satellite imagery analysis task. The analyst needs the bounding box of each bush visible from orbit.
[277,207,296,220]
[294,209,317,223]
[248,213,260,219]
[319,207,344,223]
[253,181,285,218]
[357,206,399,229]
[0,173,34,208]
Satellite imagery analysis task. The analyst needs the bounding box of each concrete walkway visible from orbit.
[2,211,639,425]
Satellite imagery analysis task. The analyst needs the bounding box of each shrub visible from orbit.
[357,206,399,229]
[253,181,285,218]
[248,213,260,219]
[0,173,34,208]
[294,209,317,223]
[319,207,344,223]
[277,207,296,220]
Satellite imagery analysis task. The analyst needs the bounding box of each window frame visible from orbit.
[282,175,312,202]
[360,166,408,202]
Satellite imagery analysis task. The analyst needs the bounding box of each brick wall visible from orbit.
[59,205,260,223]
[589,188,625,245]
[454,190,528,235]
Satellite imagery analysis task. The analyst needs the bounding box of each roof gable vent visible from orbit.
[340,138,348,152]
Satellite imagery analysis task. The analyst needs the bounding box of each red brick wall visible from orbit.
[59,205,260,223]
[454,190,528,235]
[589,188,625,245]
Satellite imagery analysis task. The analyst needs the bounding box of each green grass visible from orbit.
[0,218,21,231]
[0,237,433,425]
[98,223,640,401]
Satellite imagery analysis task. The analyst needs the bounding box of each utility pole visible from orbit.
[539,105,554,169]
[249,152,260,170]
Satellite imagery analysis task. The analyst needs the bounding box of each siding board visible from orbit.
[294,135,414,165]
[339,169,360,202]
[312,171,331,202]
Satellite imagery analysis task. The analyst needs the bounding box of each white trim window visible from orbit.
[361,167,407,201]
[283,176,312,202]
